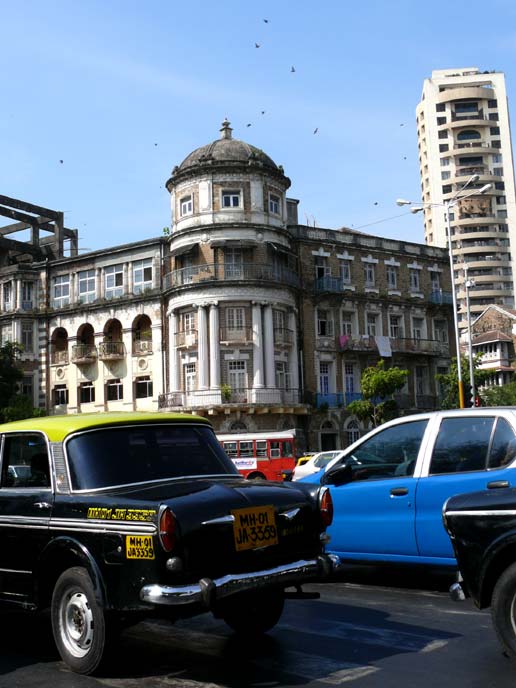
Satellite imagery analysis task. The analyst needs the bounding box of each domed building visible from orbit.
[0,122,454,453]
[161,119,305,434]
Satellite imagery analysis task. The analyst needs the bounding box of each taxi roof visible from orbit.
[0,412,211,443]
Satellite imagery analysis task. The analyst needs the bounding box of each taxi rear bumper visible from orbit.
[140,554,339,608]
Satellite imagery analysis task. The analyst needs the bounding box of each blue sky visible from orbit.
[2,0,516,253]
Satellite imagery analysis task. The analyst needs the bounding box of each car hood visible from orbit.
[298,469,324,484]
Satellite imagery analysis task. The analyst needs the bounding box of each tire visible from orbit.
[51,566,106,675]
[491,562,516,661]
[221,589,284,635]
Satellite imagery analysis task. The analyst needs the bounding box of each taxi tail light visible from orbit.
[159,507,177,552]
[319,487,333,528]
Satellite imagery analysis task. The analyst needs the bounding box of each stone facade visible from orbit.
[0,122,454,453]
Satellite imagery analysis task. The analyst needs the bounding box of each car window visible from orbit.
[346,420,428,482]
[429,417,494,475]
[1,434,50,488]
[488,418,516,468]
[314,452,339,468]
[66,424,239,490]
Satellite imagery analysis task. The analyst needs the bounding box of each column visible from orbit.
[127,262,133,295]
[252,302,264,387]
[15,279,22,310]
[169,310,180,391]
[288,310,300,397]
[96,268,102,300]
[198,305,209,390]
[263,303,275,388]
[123,264,129,295]
[209,302,220,389]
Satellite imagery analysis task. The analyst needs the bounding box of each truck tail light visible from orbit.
[319,487,333,527]
[159,507,177,552]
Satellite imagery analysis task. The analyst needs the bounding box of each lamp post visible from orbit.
[464,268,476,405]
[396,176,492,409]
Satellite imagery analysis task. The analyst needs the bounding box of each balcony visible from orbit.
[132,340,153,355]
[314,276,353,293]
[21,300,34,311]
[164,263,300,289]
[98,341,125,361]
[315,392,362,408]
[220,326,252,345]
[175,330,198,348]
[429,290,453,305]
[71,344,98,364]
[338,335,448,356]
[273,327,293,346]
[50,349,69,365]
[158,387,302,410]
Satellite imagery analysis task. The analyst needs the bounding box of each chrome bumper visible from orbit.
[140,554,340,608]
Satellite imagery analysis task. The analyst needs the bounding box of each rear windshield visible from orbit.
[66,424,239,490]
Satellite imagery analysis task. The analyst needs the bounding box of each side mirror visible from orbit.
[321,462,353,486]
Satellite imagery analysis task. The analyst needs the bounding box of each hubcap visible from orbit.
[61,590,94,658]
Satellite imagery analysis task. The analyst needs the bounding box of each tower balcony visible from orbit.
[164,263,300,289]
[158,387,304,414]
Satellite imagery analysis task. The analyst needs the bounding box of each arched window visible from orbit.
[50,327,68,365]
[345,418,361,446]
[230,421,248,432]
[457,130,481,141]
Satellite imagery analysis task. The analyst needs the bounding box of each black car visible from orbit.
[443,486,516,661]
[0,412,337,674]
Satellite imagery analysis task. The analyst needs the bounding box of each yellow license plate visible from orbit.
[126,535,155,559]
[232,505,278,551]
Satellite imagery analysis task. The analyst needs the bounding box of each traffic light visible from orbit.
[474,395,482,407]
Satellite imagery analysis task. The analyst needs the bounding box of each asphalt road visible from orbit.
[1,567,515,688]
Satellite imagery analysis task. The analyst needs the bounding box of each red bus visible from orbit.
[217,429,296,481]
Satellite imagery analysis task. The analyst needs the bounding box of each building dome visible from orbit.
[167,120,284,188]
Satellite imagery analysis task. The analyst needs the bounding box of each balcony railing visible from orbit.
[21,300,34,310]
[164,263,300,289]
[315,392,363,408]
[219,326,253,344]
[429,290,453,305]
[338,335,448,356]
[158,387,302,409]
[273,327,293,345]
[71,344,98,364]
[132,339,153,355]
[50,349,69,365]
[98,341,125,360]
[175,330,198,348]
[314,276,352,293]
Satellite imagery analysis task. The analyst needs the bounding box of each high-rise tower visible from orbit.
[417,68,516,328]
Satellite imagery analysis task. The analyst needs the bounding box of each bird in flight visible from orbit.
[255,42,260,48]
[261,110,266,115]
[291,66,296,73]
[374,202,378,205]
[313,128,318,134]
[59,160,63,164]
[263,18,269,23]
[246,123,252,127]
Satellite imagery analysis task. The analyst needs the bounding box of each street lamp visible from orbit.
[464,269,476,405]
[396,175,492,408]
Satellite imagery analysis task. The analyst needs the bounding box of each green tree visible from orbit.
[436,353,489,409]
[0,342,45,422]
[482,379,516,407]
[347,360,408,427]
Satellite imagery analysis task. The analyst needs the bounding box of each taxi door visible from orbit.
[0,432,53,599]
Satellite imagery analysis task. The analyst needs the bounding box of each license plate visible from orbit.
[232,505,278,551]
[126,535,155,559]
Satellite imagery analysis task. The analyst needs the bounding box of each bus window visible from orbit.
[223,441,237,458]
[282,440,293,458]
[239,441,254,457]
[256,441,267,458]
[270,441,281,458]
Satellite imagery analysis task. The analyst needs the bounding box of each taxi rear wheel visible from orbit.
[51,566,106,675]
[221,589,284,635]
[491,562,516,662]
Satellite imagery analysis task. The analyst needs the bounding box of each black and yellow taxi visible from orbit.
[0,412,336,674]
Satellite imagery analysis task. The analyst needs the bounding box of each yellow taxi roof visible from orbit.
[0,412,211,443]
